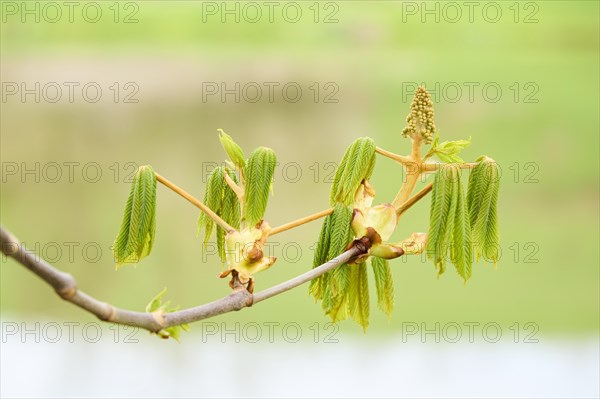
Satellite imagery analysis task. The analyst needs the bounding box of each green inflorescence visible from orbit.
[402,86,436,144]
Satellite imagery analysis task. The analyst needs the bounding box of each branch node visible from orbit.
[1,241,19,256]
[94,303,117,323]
[228,272,254,309]
[345,230,376,263]
[105,304,117,322]
[56,273,77,299]
[231,289,253,310]
[151,310,166,328]
[57,284,77,300]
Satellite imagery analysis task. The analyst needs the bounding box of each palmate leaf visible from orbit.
[426,165,456,275]
[198,166,240,263]
[323,205,354,321]
[425,132,471,163]
[113,165,157,268]
[311,137,395,330]
[371,257,394,318]
[309,204,354,321]
[244,147,277,226]
[309,205,353,297]
[426,164,473,281]
[467,157,500,265]
[310,204,384,331]
[330,137,376,206]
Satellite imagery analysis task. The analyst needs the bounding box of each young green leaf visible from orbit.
[309,204,354,322]
[330,137,376,206]
[311,203,396,330]
[198,166,224,248]
[427,165,456,275]
[221,169,241,231]
[371,257,394,318]
[327,204,354,261]
[164,326,181,341]
[145,286,168,313]
[426,164,473,281]
[113,165,157,268]
[217,169,241,262]
[218,129,245,169]
[216,225,226,262]
[451,174,473,282]
[198,166,240,263]
[348,263,370,332]
[309,213,331,301]
[467,157,500,265]
[244,147,277,226]
[425,133,471,163]
[145,289,190,342]
[313,213,332,270]
[323,205,354,321]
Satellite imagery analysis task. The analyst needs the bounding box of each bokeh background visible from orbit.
[1,1,598,397]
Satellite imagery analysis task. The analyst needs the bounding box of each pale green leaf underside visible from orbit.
[310,204,353,314]
[310,202,394,331]
[244,147,277,226]
[426,165,472,281]
[330,137,376,206]
[348,262,370,332]
[467,157,500,265]
[371,257,394,318]
[427,158,501,281]
[198,166,240,263]
[113,165,157,268]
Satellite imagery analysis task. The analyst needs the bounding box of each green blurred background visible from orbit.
[1,0,598,334]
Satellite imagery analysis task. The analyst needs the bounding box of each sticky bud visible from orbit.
[351,204,397,242]
[392,232,428,255]
[222,222,277,285]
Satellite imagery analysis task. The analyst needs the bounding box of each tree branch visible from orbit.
[1,226,361,333]
[375,146,412,165]
[154,172,235,233]
[377,143,475,209]
[268,207,333,237]
[154,170,332,238]
[224,171,244,200]
[396,182,433,217]
[392,134,424,208]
